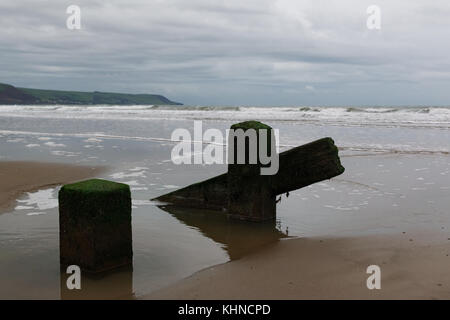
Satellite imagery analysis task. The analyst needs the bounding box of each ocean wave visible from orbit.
[338,146,449,156]
[345,107,400,113]
[1,105,450,129]
[298,107,321,112]
[150,105,241,111]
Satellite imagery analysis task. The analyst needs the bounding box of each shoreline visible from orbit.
[146,233,450,300]
[0,161,106,213]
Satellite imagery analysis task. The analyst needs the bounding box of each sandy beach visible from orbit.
[0,161,105,213]
[0,106,449,300]
[147,234,450,300]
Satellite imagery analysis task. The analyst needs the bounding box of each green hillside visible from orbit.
[0,83,182,105]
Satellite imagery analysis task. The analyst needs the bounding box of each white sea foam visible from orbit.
[16,188,58,211]
[1,105,449,156]
[7,138,25,143]
[15,205,34,210]
[51,150,79,157]
[163,185,179,189]
[0,105,449,129]
[84,138,103,143]
[110,171,147,179]
[4,128,443,158]
[44,141,66,148]
[123,180,142,186]
[26,212,47,216]
[129,167,149,171]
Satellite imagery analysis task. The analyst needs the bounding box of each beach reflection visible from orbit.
[60,265,134,300]
[59,205,288,299]
[157,205,288,260]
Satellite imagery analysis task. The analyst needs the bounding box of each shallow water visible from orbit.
[0,105,449,299]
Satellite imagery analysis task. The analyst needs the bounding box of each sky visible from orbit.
[1,0,450,106]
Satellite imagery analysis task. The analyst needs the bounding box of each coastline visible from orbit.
[0,161,106,213]
[146,233,450,300]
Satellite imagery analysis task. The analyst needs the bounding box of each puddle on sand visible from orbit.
[1,191,286,299]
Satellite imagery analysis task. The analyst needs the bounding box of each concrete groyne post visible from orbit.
[59,179,133,273]
[227,121,276,221]
[153,120,345,222]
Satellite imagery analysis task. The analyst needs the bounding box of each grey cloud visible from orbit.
[1,0,450,105]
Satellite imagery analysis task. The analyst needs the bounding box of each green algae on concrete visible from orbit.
[59,179,132,273]
[230,120,272,131]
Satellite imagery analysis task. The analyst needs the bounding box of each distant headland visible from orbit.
[0,83,182,105]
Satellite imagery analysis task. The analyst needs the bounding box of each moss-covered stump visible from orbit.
[227,121,276,221]
[59,179,132,273]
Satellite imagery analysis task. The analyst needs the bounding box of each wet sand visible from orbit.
[0,161,105,213]
[147,234,450,300]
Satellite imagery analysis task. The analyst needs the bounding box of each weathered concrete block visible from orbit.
[59,179,132,273]
[153,120,345,223]
[156,174,228,211]
[227,121,276,221]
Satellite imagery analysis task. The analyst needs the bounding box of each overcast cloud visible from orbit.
[1,0,450,106]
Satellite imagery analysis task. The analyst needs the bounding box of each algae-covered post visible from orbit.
[59,179,133,273]
[227,121,277,221]
[153,120,345,222]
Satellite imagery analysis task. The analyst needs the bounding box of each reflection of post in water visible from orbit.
[60,265,134,300]
[157,205,288,260]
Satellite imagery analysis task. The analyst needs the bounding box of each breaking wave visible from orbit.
[0,105,449,129]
